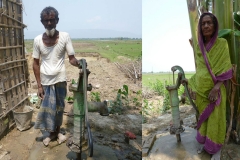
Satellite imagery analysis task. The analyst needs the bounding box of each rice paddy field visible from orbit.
[142,72,195,87]
[24,39,142,62]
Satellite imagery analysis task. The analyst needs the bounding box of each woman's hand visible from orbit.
[208,81,223,103]
[208,86,219,102]
[181,79,196,100]
[181,78,188,85]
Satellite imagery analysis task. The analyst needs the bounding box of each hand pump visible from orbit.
[166,65,199,142]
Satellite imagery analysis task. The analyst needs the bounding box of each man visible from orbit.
[32,6,79,146]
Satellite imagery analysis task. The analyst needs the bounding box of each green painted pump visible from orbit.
[166,65,199,142]
[66,59,109,158]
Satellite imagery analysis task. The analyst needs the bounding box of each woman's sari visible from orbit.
[188,12,232,155]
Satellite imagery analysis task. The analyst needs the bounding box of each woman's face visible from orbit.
[201,15,215,39]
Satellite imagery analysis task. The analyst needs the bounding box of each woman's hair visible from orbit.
[40,6,59,20]
[199,12,218,42]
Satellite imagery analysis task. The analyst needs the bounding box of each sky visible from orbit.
[142,0,196,72]
[21,0,195,72]
[22,0,142,39]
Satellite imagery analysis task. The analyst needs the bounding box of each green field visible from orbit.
[25,39,142,62]
[142,72,195,87]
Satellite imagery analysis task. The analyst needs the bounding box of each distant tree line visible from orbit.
[25,37,142,41]
[73,37,142,40]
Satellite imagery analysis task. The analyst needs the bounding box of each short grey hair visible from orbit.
[40,6,59,20]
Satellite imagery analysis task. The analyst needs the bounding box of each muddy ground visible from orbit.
[143,95,240,160]
[0,52,142,160]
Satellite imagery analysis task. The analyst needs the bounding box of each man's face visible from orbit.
[41,12,58,30]
[201,15,215,38]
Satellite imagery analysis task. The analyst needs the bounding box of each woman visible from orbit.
[186,12,232,159]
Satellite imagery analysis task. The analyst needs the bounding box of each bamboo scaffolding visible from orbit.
[0,45,23,50]
[0,59,26,66]
[0,24,22,28]
[1,13,27,27]
[0,0,29,126]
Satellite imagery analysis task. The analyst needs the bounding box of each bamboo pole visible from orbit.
[186,0,199,70]
[213,0,225,29]
[225,65,237,143]
[233,0,240,139]
[224,0,235,64]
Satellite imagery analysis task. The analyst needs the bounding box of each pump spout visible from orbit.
[87,100,109,116]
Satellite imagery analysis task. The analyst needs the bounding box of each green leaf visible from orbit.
[234,30,240,37]
[118,89,122,94]
[122,91,127,96]
[72,79,77,84]
[65,96,74,102]
[218,29,232,38]
[123,85,128,94]
[136,90,142,95]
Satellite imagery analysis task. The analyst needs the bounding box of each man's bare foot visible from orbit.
[43,133,57,146]
[57,133,66,144]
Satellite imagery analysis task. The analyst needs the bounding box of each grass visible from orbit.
[142,72,195,87]
[142,72,194,115]
[94,40,141,60]
[24,39,142,62]
[24,40,34,54]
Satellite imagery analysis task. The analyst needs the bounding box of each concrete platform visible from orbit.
[144,126,211,160]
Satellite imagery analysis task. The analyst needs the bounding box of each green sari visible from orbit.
[188,38,232,154]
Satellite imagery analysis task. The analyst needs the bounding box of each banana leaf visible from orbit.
[234,30,240,36]
[218,29,232,38]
